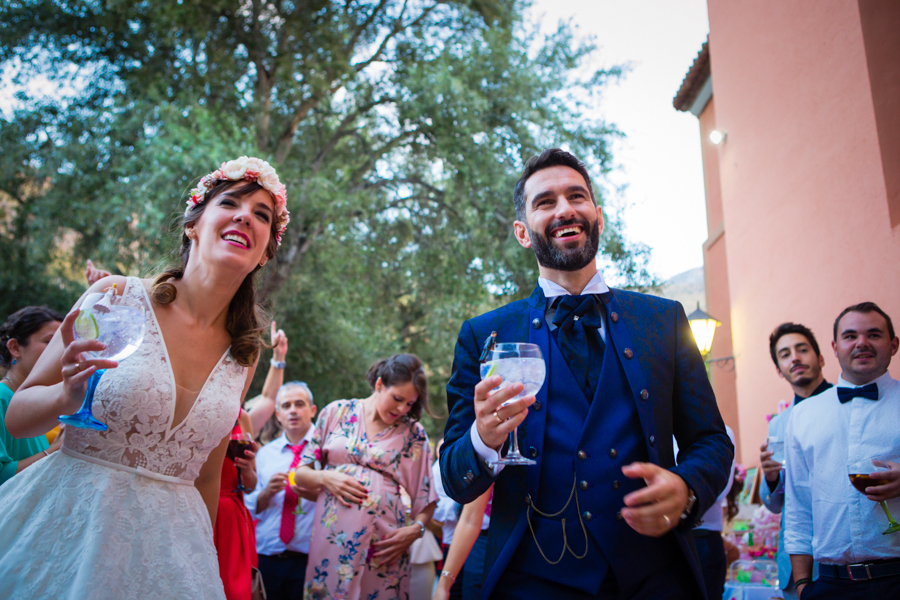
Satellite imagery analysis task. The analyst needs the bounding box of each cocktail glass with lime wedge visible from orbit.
[59,287,147,431]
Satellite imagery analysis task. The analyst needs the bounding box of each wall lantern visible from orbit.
[709,130,727,145]
[688,303,719,355]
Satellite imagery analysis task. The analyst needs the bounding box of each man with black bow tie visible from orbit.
[785,302,900,599]
[439,148,733,599]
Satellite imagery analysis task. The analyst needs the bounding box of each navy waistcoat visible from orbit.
[511,304,679,595]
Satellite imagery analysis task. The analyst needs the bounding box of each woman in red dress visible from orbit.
[214,409,259,600]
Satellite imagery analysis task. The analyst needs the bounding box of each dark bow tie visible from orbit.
[552,295,602,331]
[837,383,879,404]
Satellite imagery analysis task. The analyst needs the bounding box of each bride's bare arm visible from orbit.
[7,276,126,438]
[196,434,229,525]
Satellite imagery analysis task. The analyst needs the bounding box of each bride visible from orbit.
[0,157,289,599]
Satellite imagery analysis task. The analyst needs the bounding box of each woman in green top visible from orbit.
[0,306,64,485]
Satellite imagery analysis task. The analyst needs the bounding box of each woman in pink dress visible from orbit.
[293,354,438,600]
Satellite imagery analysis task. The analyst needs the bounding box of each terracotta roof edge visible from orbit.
[673,39,710,112]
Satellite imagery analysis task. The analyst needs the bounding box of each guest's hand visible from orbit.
[759,443,782,484]
[85,259,111,286]
[370,524,419,566]
[271,322,288,362]
[321,471,368,507]
[59,309,119,413]
[620,462,688,537]
[47,427,65,454]
[234,443,257,472]
[865,460,900,502]
[473,375,533,451]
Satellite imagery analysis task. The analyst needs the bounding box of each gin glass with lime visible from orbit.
[480,342,546,466]
[59,286,147,431]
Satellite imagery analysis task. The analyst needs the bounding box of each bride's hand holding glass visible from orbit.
[58,308,118,411]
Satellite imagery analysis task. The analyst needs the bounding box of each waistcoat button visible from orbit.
[532,318,542,329]
[624,348,633,359]
[528,446,538,458]
[610,312,619,323]
[580,480,589,490]
[640,389,649,400]
[533,401,542,411]
[616,510,623,521]
[577,450,587,460]
[609,448,617,459]
[583,511,593,521]
[612,480,620,490]
[649,435,656,446]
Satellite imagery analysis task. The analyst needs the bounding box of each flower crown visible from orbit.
[186,156,290,245]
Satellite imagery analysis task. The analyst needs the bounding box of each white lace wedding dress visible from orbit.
[0,277,247,599]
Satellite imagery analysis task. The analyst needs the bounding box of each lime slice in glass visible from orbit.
[74,311,100,340]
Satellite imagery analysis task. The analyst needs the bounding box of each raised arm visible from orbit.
[434,487,492,599]
[7,276,127,438]
[247,321,287,433]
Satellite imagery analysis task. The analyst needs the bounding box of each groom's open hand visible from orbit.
[474,376,534,451]
[620,462,688,537]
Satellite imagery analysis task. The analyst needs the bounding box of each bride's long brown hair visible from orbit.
[150,180,278,367]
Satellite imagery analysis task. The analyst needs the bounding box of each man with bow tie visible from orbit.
[785,302,900,599]
[439,148,733,599]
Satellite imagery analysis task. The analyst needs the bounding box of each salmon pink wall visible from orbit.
[703,0,900,466]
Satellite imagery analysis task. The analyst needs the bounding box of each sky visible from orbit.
[529,0,711,281]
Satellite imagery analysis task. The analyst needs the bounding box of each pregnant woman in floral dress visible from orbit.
[293,354,438,600]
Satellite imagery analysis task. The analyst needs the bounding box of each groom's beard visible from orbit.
[528,216,600,272]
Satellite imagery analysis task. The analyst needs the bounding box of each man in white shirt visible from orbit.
[785,302,900,598]
[760,322,832,599]
[245,382,318,600]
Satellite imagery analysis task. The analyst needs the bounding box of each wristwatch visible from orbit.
[413,519,426,538]
[270,358,286,369]
[680,487,697,521]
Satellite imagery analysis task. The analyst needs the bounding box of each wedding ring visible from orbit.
[663,514,671,528]
[77,362,85,372]
[494,411,503,425]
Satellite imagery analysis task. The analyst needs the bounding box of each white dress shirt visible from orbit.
[432,460,460,544]
[784,371,900,563]
[674,425,735,532]
[471,272,610,474]
[244,430,317,555]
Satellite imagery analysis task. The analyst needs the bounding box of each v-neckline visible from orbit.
[135,278,231,436]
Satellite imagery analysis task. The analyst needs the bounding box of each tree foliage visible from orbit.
[0,0,657,436]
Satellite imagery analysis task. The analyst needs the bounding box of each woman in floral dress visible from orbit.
[293,354,438,600]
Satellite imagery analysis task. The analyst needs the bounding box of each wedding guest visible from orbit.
[433,485,493,600]
[760,322,831,599]
[215,408,259,600]
[0,307,64,485]
[688,425,736,600]
[432,445,464,600]
[245,382,318,600]
[785,302,900,598]
[293,354,438,600]
[0,156,290,599]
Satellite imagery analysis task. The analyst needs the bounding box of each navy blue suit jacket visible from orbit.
[440,286,734,597]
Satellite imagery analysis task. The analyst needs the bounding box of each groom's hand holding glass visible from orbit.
[473,376,534,452]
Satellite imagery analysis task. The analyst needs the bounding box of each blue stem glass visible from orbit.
[58,369,108,431]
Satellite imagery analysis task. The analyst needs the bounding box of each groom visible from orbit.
[440,149,733,599]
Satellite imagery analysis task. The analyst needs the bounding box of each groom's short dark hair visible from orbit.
[513,149,596,221]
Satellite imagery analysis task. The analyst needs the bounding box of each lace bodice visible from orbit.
[65,277,246,481]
